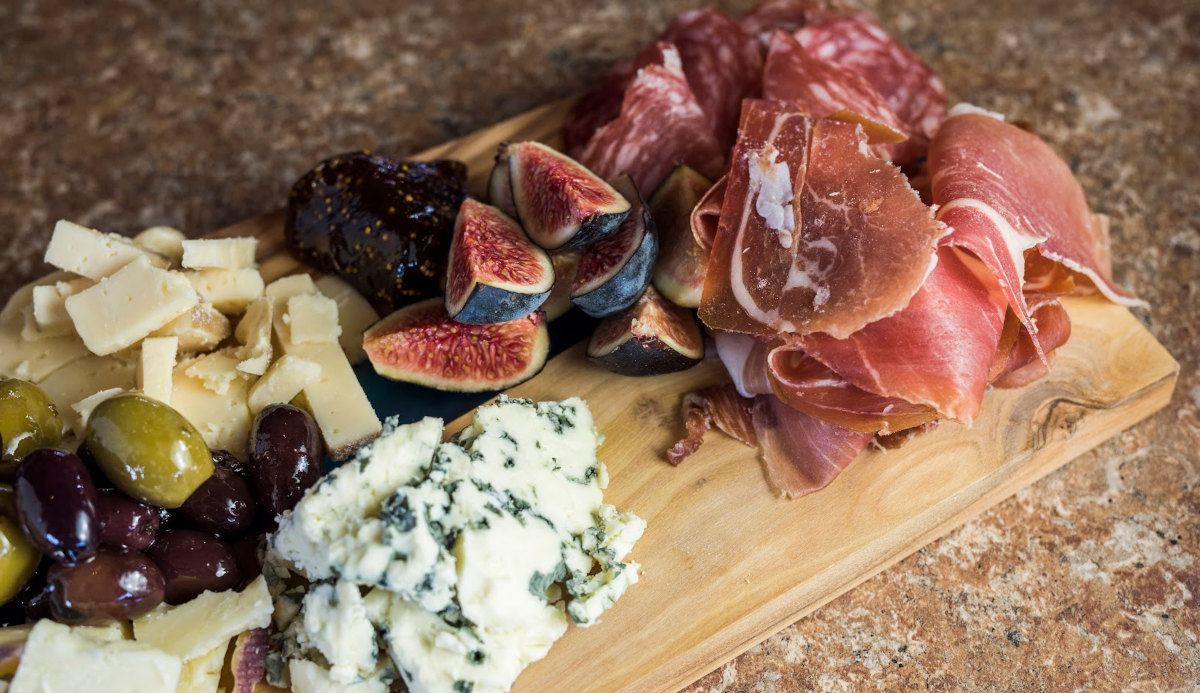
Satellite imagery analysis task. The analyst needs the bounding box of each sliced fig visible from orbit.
[506,141,631,250]
[570,174,658,318]
[649,165,713,308]
[285,151,468,312]
[539,249,583,321]
[488,147,518,219]
[444,199,554,324]
[587,285,704,376]
[364,298,549,392]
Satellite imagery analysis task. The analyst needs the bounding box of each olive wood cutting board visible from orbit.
[215,99,1180,693]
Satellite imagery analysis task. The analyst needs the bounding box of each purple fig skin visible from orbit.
[15,449,100,564]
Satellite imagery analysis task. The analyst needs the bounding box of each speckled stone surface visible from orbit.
[2,0,1197,689]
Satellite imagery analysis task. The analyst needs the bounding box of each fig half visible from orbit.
[539,249,583,322]
[649,165,712,308]
[363,298,549,392]
[506,141,631,250]
[570,174,658,318]
[587,285,704,376]
[488,147,518,219]
[444,199,554,324]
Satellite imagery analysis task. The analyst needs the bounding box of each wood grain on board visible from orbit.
[229,102,1178,692]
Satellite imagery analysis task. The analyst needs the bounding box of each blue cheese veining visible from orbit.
[266,396,646,693]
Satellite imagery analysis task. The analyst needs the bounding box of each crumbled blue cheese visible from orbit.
[268,396,645,693]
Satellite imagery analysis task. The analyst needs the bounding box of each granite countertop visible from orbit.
[3,0,1197,689]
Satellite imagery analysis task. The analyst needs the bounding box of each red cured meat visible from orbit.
[661,8,764,149]
[699,100,944,340]
[712,330,775,397]
[666,384,757,465]
[796,15,945,142]
[766,345,938,433]
[992,299,1072,388]
[762,31,915,162]
[752,394,873,498]
[800,248,1008,424]
[738,0,848,46]
[562,43,675,159]
[690,174,726,252]
[579,43,726,195]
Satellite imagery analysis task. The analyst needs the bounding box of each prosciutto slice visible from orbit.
[690,174,726,252]
[579,43,725,194]
[711,330,775,397]
[930,113,1144,314]
[991,299,1072,388]
[800,248,1008,424]
[796,14,946,142]
[752,395,874,498]
[666,384,757,464]
[763,31,914,162]
[699,100,944,340]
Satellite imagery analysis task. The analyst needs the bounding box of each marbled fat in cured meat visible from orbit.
[751,394,873,498]
[699,100,944,339]
[711,329,775,397]
[561,42,674,158]
[690,174,726,252]
[800,248,1008,424]
[579,43,725,194]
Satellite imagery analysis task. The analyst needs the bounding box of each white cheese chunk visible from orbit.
[20,305,72,341]
[247,355,320,414]
[66,256,199,356]
[134,576,272,661]
[44,220,168,280]
[133,226,187,265]
[10,620,182,693]
[284,293,342,345]
[0,326,89,382]
[31,277,94,332]
[174,639,227,693]
[70,387,125,436]
[150,302,230,353]
[36,355,137,428]
[1,271,75,328]
[180,237,258,270]
[139,336,178,404]
[170,366,253,459]
[187,268,264,314]
[265,273,318,308]
[184,348,249,396]
[288,660,387,693]
[234,298,273,375]
[315,275,379,364]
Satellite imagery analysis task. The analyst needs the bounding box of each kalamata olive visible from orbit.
[178,461,255,536]
[249,404,323,518]
[15,449,99,563]
[0,379,63,479]
[0,515,40,605]
[212,448,246,475]
[146,529,240,604]
[95,490,159,551]
[228,534,264,589]
[16,565,51,622]
[46,550,165,624]
[85,393,213,508]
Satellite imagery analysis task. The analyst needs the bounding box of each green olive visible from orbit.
[0,515,40,604]
[85,393,213,509]
[0,379,63,478]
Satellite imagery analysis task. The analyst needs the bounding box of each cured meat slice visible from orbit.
[766,345,938,433]
[874,421,940,450]
[796,14,946,142]
[712,330,775,397]
[699,100,944,339]
[738,0,846,46]
[660,8,764,149]
[579,43,726,195]
[763,32,912,161]
[666,384,756,465]
[991,299,1072,389]
[562,43,673,158]
[690,174,726,252]
[800,248,1008,424]
[752,395,873,498]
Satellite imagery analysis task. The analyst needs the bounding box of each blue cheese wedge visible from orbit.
[268,397,645,693]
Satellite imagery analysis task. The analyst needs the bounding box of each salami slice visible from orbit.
[562,43,674,158]
[738,0,848,47]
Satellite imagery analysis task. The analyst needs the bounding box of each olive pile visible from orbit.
[0,378,324,626]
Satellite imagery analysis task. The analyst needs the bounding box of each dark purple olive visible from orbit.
[212,449,246,476]
[249,404,323,518]
[46,550,165,624]
[228,534,264,590]
[17,566,51,622]
[15,449,99,564]
[177,459,255,537]
[76,442,116,491]
[146,529,240,604]
[96,490,159,551]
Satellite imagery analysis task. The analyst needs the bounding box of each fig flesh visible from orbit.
[570,174,658,318]
[285,152,468,312]
[587,285,704,376]
[539,249,583,321]
[364,298,549,392]
[649,165,712,308]
[506,141,631,250]
[444,199,554,324]
[488,147,518,219]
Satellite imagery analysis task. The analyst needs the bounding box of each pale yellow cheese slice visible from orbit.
[69,387,125,437]
[184,348,251,396]
[284,293,341,345]
[234,298,273,375]
[170,365,253,459]
[150,302,231,353]
[44,219,168,280]
[181,237,258,270]
[133,226,187,266]
[174,638,228,693]
[139,336,178,404]
[133,576,271,662]
[35,355,137,424]
[247,355,320,414]
[31,277,94,332]
[315,275,379,365]
[66,257,199,356]
[10,620,182,693]
[187,268,264,315]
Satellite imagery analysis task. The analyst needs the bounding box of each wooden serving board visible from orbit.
[221,101,1178,692]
